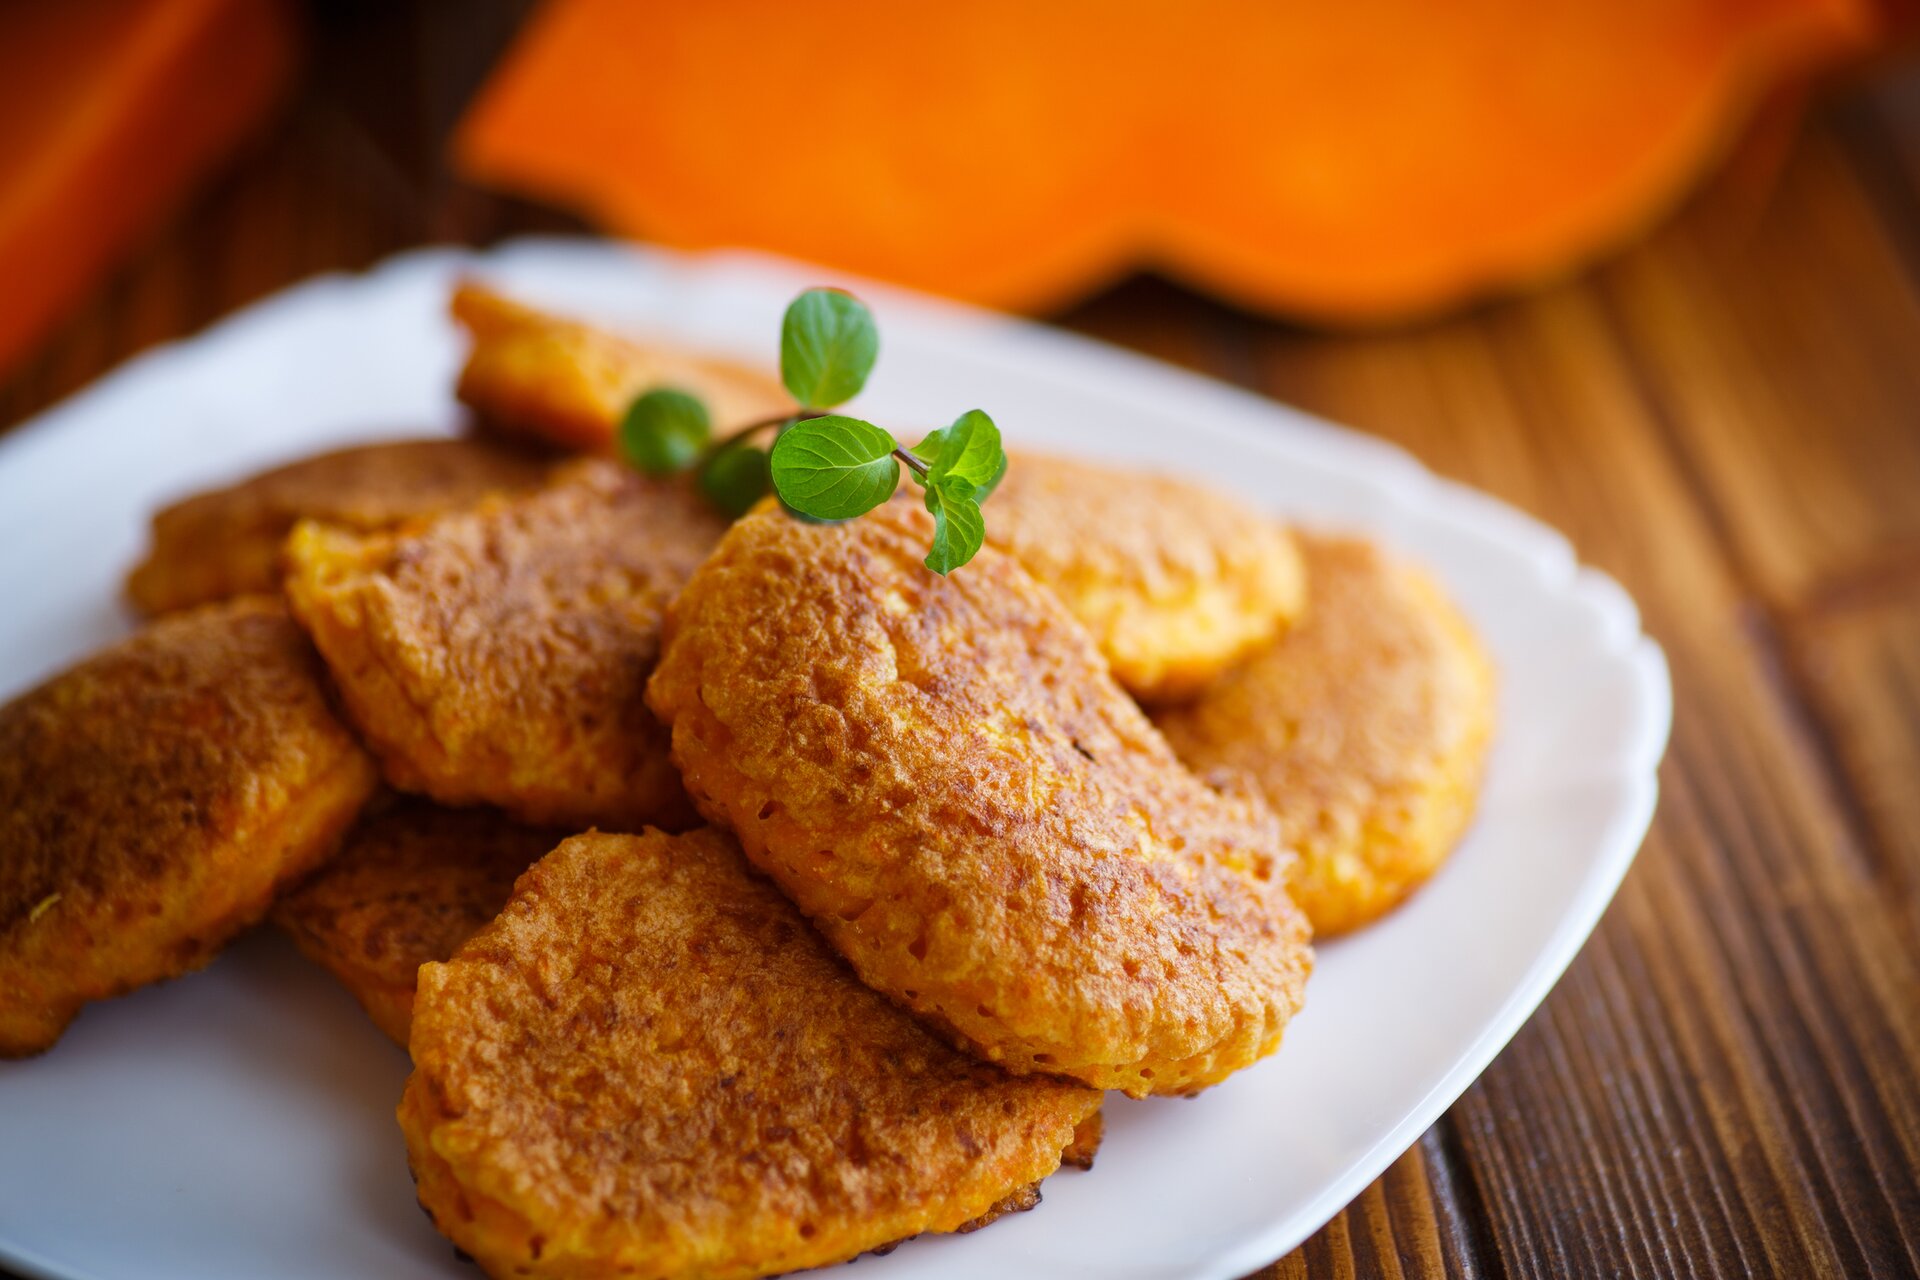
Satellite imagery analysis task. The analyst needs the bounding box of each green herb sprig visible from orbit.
[618,288,1007,574]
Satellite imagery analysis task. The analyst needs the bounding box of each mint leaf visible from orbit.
[780,289,878,409]
[917,408,1006,497]
[922,478,984,575]
[769,415,900,519]
[698,443,771,517]
[619,388,710,475]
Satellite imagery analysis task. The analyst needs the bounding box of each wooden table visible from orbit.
[4,7,1917,1277]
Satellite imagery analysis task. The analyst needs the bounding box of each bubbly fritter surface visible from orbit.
[272,801,560,1045]
[1156,535,1496,935]
[985,452,1306,703]
[453,282,791,452]
[648,500,1312,1097]
[126,438,553,615]
[0,598,379,1056]
[401,828,1100,1280]
[283,458,725,830]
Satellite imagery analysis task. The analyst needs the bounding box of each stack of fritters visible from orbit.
[0,285,1497,1279]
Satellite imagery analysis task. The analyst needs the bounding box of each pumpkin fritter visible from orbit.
[453,281,792,452]
[126,437,553,615]
[401,828,1101,1280]
[1156,535,1496,935]
[0,598,378,1056]
[283,458,724,830]
[272,801,560,1045]
[647,500,1312,1097]
[985,452,1306,703]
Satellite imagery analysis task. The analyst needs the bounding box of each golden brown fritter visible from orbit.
[1156,535,1496,936]
[125,438,554,615]
[283,458,725,830]
[647,500,1312,1097]
[453,281,792,452]
[271,801,561,1045]
[0,598,379,1056]
[985,452,1306,703]
[401,828,1100,1280]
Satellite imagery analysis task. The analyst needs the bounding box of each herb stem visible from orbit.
[892,447,929,478]
[707,408,823,458]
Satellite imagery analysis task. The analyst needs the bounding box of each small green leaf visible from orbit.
[780,289,879,409]
[619,388,710,475]
[922,478,985,575]
[769,415,900,519]
[911,428,949,472]
[698,443,771,518]
[916,409,1006,497]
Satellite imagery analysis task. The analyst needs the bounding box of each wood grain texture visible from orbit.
[2,6,1918,1276]
[1789,596,1920,949]
[1231,133,1920,1275]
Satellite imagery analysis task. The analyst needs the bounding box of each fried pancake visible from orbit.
[985,452,1306,703]
[283,458,724,830]
[126,438,554,615]
[272,801,560,1045]
[453,282,792,452]
[0,598,378,1056]
[401,828,1101,1280]
[648,500,1312,1097]
[1156,535,1496,935]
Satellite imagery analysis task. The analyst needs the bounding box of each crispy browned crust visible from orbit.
[125,438,555,615]
[647,500,1313,1097]
[400,829,1100,1280]
[0,598,379,1056]
[953,1181,1044,1233]
[986,452,1306,703]
[1060,1108,1105,1171]
[271,801,562,1044]
[1156,535,1497,936]
[452,282,792,452]
[283,459,724,830]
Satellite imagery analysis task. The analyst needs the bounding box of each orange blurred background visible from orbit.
[2,0,1912,384]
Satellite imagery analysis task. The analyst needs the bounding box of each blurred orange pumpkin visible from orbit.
[456,0,1877,322]
[0,0,296,375]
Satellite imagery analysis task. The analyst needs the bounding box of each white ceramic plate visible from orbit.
[0,240,1670,1280]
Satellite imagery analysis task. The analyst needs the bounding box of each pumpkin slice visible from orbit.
[453,0,1873,321]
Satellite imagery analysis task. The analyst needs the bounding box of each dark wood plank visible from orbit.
[1788,596,1920,947]
[1598,121,1920,611]
[1242,205,1920,1276]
